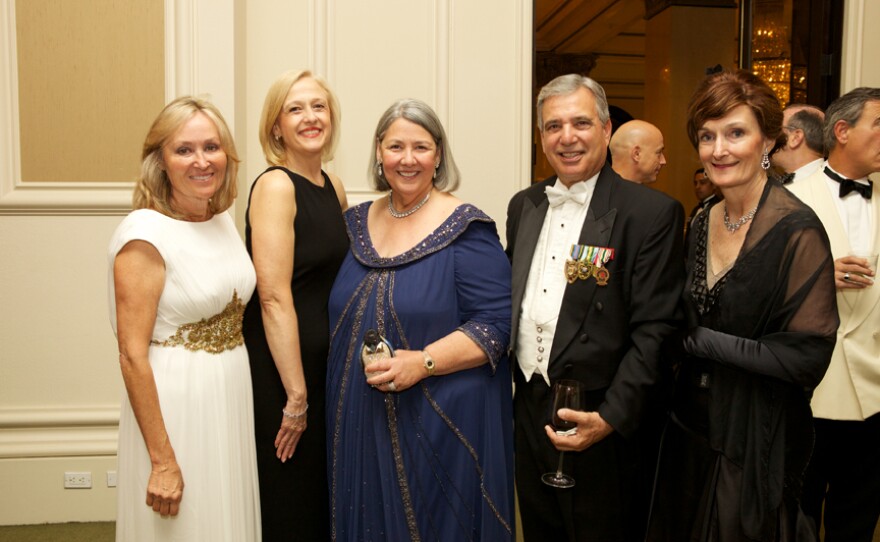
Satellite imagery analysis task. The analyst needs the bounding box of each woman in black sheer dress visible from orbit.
[647,70,838,541]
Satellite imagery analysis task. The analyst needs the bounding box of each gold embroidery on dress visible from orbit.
[151,290,245,354]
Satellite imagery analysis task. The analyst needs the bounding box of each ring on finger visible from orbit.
[844,272,851,281]
[387,381,397,392]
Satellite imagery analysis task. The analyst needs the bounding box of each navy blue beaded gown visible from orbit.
[326,202,515,541]
[243,166,347,541]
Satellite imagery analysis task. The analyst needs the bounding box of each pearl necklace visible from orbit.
[723,203,758,233]
[388,191,431,219]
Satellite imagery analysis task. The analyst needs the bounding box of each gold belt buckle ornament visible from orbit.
[150,290,246,353]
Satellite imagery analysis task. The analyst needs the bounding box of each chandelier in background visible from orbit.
[749,0,805,105]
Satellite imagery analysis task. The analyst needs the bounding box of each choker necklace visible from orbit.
[723,203,758,233]
[388,190,431,219]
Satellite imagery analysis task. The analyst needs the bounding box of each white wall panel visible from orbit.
[842,0,880,90]
[0,0,237,525]
[240,0,313,226]
[449,0,531,226]
[331,0,440,203]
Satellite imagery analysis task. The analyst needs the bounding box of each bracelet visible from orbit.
[282,403,308,419]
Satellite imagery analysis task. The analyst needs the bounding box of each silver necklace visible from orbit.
[723,203,758,233]
[388,191,431,219]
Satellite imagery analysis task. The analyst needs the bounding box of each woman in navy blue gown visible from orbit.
[326,99,514,541]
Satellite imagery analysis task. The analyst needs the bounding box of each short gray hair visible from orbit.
[368,98,461,192]
[824,87,880,151]
[787,106,825,155]
[536,74,610,131]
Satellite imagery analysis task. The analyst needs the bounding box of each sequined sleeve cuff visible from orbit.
[458,321,507,373]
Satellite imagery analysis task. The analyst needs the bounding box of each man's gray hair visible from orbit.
[536,74,610,131]
[824,87,880,151]
[787,106,825,155]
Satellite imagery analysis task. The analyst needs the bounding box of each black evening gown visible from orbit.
[242,167,347,541]
[647,181,838,541]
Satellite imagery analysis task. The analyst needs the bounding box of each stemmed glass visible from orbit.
[541,379,582,488]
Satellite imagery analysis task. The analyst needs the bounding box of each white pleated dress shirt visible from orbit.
[517,174,598,386]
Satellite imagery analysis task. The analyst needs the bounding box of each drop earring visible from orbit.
[761,150,770,170]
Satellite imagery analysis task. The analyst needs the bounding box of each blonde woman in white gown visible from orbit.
[108,96,260,541]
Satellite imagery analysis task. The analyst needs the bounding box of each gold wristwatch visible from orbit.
[422,349,435,376]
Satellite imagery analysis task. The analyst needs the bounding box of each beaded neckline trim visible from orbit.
[346,203,493,268]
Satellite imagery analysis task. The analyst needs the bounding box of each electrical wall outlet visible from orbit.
[64,471,92,489]
[106,471,117,488]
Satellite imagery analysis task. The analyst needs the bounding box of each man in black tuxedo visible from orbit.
[507,74,684,541]
[688,167,718,221]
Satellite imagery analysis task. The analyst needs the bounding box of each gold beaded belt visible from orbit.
[150,290,246,354]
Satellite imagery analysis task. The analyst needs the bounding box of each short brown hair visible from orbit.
[259,70,341,165]
[686,70,784,154]
[133,96,239,218]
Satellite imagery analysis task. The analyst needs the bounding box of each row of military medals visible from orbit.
[565,244,614,286]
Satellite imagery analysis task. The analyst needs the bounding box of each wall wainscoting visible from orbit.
[0,406,119,459]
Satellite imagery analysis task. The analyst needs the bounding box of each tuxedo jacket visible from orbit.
[506,164,685,437]
[787,168,880,421]
[687,193,718,224]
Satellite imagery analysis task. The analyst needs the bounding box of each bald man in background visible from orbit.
[609,120,667,184]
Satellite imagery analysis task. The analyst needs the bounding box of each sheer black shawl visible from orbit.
[683,180,838,540]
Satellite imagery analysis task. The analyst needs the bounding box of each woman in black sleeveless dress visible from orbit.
[242,70,347,541]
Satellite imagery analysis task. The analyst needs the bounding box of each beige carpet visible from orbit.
[0,522,114,542]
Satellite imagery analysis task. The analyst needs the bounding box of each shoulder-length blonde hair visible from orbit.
[132,96,240,217]
[259,70,341,166]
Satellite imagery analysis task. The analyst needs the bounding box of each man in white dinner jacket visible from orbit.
[787,87,880,542]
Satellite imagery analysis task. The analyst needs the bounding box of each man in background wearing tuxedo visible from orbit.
[608,119,667,185]
[772,103,825,184]
[688,168,719,222]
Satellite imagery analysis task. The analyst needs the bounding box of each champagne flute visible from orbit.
[541,379,582,488]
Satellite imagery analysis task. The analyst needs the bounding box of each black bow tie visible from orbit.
[779,172,795,185]
[825,167,873,200]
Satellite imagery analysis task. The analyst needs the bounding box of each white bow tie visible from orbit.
[545,182,588,207]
